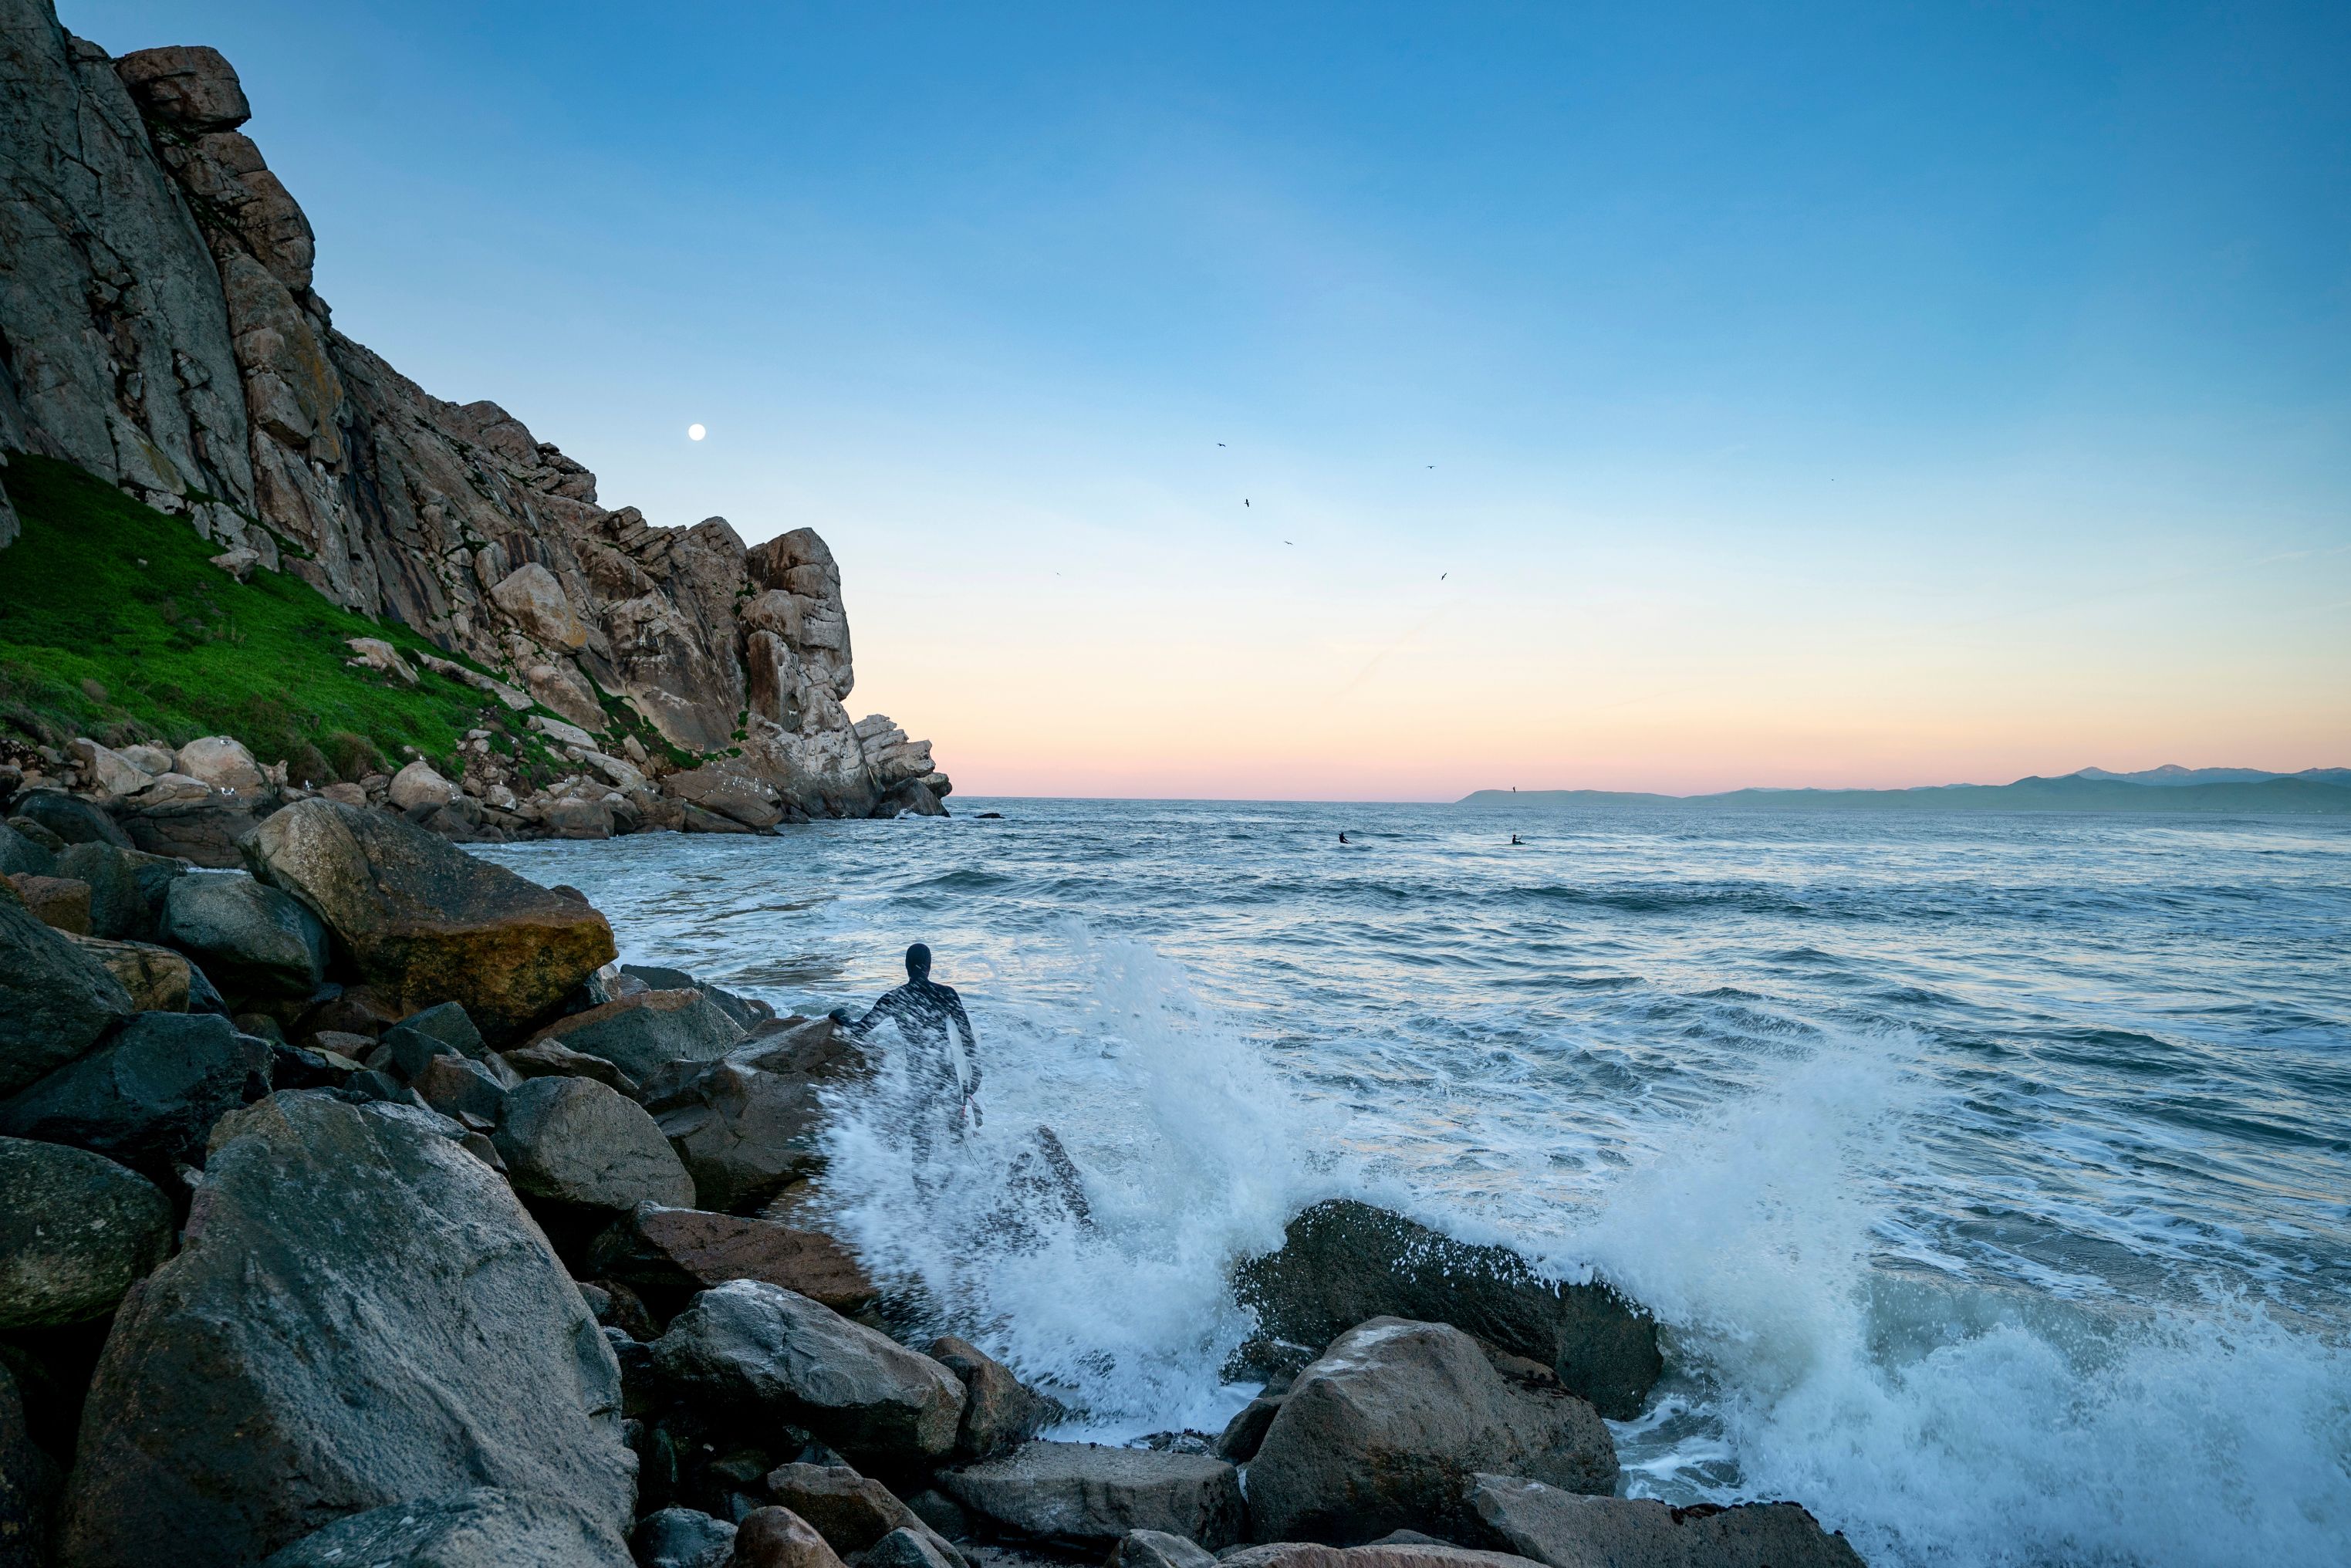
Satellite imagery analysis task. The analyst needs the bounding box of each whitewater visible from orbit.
[479,799,2351,1568]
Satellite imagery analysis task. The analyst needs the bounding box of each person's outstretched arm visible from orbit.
[829,989,897,1039]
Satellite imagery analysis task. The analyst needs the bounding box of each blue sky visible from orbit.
[70,2,2351,795]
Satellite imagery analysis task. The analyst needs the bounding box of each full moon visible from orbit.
[687,423,706,441]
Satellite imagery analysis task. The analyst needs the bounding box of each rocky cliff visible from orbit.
[0,0,947,819]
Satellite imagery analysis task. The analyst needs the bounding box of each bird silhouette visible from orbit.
[1441,573,1447,580]
[1245,499,1251,507]
[1217,442,1226,447]
[1284,539,1293,545]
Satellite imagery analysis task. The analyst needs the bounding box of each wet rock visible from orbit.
[1218,1546,1542,1568]
[1233,1201,1660,1418]
[652,1280,964,1465]
[53,842,164,939]
[0,891,137,1096]
[505,1036,643,1095]
[1464,1474,1864,1568]
[632,1505,738,1568]
[587,1202,877,1316]
[116,798,265,868]
[641,1015,864,1212]
[867,1526,962,1568]
[927,1336,1050,1460]
[160,872,328,1003]
[56,1092,633,1568]
[8,792,132,850]
[525,988,746,1086]
[1245,1320,1616,1546]
[734,1506,848,1568]
[253,1485,634,1567]
[494,1076,696,1213]
[64,934,200,1012]
[0,1012,271,1174]
[937,1442,1245,1553]
[763,1462,965,1566]
[1110,1529,1221,1568]
[0,1137,172,1329]
[245,799,615,1037]
[1215,1394,1284,1463]
[8,873,90,933]
[410,1053,509,1127]
[397,999,489,1057]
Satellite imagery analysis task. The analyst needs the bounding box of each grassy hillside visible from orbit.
[0,452,546,784]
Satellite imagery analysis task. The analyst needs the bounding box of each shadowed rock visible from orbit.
[0,889,135,1097]
[652,1280,964,1465]
[0,1011,271,1174]
[1465,1474,1866,1568]
[733,1505,848,1568]
[0,1137,171,1328]
[1111,1529,1221,1568]
[55,1091,633,1568]
[938,1442,1245,1553]
[244,799,615,1037]
[927,1335,1050,1460]
[1245,1319,1616,1546]
[632,1506,738,1568]
[525,988,745,1085]
[253,1485,633,1568]
[1219,1546,1544,1568]
[64,934,199,1012]
[160,871,326,1004]
[762,1462,966,1566]
[8,873,90,933]
[493,1075,696,1213]
[640,1015,865,1212]
[587,1202,877,1315]
[10,792,131,850]
[1233,1200,1660,1418]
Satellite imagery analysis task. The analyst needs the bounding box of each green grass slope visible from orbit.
[0,453,542,785]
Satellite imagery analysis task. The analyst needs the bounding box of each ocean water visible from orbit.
[478,799,2351,1568]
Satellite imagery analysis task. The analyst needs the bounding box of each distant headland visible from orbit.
[1460,766,2351,815]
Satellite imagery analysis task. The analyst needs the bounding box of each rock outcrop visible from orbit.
[937,1441,1247,1553]
[1465,1474,1866,1568]
[0,0,948,819]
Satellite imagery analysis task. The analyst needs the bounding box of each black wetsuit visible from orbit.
[837,977,981,1164]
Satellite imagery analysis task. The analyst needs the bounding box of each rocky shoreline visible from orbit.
[0,779,1869,1567]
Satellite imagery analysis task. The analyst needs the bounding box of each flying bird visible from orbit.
[1245,498,1251,507]
[1441,573,1447,580]
[1217,442,1226,447]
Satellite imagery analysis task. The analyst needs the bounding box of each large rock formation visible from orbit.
[0,0,947,819]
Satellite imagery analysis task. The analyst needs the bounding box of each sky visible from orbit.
[70,1,2351,799]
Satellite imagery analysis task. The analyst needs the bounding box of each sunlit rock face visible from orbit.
[0,0,944,816]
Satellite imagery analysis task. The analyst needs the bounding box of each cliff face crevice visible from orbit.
[0,0,946,817]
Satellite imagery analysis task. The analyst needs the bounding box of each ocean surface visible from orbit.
[478,799,2351,1568]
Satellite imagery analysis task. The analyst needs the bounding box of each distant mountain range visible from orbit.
[1459,767,2351,815]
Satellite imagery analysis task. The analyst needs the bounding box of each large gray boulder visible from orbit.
[56,1092,634,1568]
[1245,1320,1616,1546]
[243,799,615,1038]
[1218,1546,1543,1568]
[0,1011,271,1173]
[8,792,130,850]
[0,1136,172,1328]
[525,988,745,1085]
[493,1076,695,1213]
[53,841,178,941]
[0,891,136,1097]
[640,1015,864,1212]
[160,871,327,1003]
[253,1486,634,1567]
[1234,1201,1660,1418]
[0,821,56,877]
[632,1506,738,1568]
[651,1279,964,1465]
[1110,1529,1221,1568]
[1466,1474,1866,1568]
[937,1441,1245,1553]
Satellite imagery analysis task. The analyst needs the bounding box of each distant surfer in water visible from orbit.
[1339,831,1350,844]
[1510,833,1522,845]
[831,943,981,1171]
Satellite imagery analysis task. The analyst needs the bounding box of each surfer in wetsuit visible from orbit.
[830,943,982,1170]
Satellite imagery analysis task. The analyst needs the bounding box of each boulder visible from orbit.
[586,1203,877,1315]
[160,872,328,1002]
[641,1015,864,1212]
[525,988,745,1086]
[733,1506,847,1568]
[173,735,266,796]
[117,798,265,868]
[866,1526,961,1568]
[493,1076,696,1213]
[1215,1394,1283,1463]
[1111,1530,1221,1568]
[651,1280,964,1464]
[937,1442,1245,1553]
[9,791,133,850]
[762,1462,965,1566]
[0,894,137,1096]
[0,1137,173,1329]
[55,1092,633,1568]
[65,934,200,1012]
[8,873,90,933]
[243,799,615,1037]
[664,765,786,830]
[69,738,154,799]
[253,1486,634,1568]
[410,1053,509,1127]
[927,1336,1050,1459]
[0,1011,272,1174]
[389,759,459,811]
[398,999,488,1057]
[504,1036,641,1096]
[1244,1320,1616,1546]
[111,45,252,132]
[1219,1546,1543,1568]
[632,1506,739,1568]
[53,842,163,939]
[1234,1201,1660,1419]
[1465,1475,1866,1568]
[0,821,56,877]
